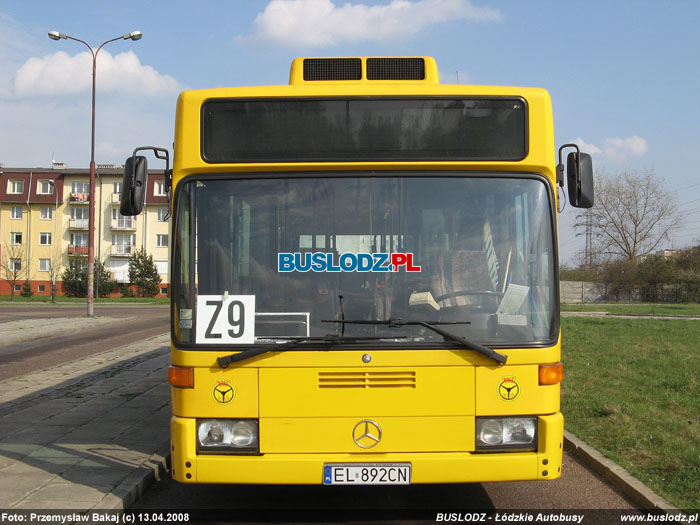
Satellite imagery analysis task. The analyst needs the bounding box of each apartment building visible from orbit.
[0,162,169,297]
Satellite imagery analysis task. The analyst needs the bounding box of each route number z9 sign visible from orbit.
[196,295,255,344]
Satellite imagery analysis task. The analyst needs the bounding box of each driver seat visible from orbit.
[431,250,495,307]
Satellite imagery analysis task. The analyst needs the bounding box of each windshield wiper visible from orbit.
[217,334,409,368]
[321,318,507,364]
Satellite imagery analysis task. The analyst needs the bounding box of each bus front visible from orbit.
[147,57,591,485]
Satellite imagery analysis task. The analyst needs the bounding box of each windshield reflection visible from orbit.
[173,174,555,347]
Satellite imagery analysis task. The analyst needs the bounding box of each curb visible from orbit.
[96,448,171,511]
[564,431,678,511]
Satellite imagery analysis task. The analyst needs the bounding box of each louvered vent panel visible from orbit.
[366,58,425,80]
[303,58,362,81]
[319,371,416,389]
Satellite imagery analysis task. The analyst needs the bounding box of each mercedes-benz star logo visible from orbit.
[352,419,382,449]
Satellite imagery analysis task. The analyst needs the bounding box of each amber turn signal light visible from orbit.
[539,362,563,385]
[169,366,194,388]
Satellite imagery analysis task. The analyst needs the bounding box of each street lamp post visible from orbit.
[48,30,141,316]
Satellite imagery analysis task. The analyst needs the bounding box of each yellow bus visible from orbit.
[121,56,593,485]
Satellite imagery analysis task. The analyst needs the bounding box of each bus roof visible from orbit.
[172,57,556,180]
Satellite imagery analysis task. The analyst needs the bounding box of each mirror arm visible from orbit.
[129,146,170,189]
[557,143,580,187]
[129,146,172,219]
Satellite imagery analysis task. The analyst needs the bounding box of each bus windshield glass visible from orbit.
[173,174,555,348]
[202,98,526,162]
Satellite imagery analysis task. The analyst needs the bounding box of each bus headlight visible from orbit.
[475,417,537,451]
[197,419,259,453]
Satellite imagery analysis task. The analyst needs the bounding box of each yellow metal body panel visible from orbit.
[537,413,564,480]
[170,340,561,368]
[288,56,441,85]
[167,57,564,485]
[259,366,474,417]
[172,367,258,418]
[170,413,563,483]
[260,416,473,453]
[172,78,557,194]
[475,364,560,416]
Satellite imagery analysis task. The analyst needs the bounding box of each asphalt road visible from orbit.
[0,303,169,380]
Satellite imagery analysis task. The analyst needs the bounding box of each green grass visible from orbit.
[562,303,700,316]
[0,295,169,304]
[562,317,700,510]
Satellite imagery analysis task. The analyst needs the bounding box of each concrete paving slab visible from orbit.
[0,331,170,511]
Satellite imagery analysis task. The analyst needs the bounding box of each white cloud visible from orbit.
[572,137,601,155]
[0,95,176,168]
[603,136,648,158]
[0,16,179,168]
[13,50,180,98]
[242,0,501,47]
[571,135,648,164]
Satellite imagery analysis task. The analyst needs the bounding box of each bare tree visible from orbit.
[1,245,27,300]
[575,169,682,262]
[47,259,63,303]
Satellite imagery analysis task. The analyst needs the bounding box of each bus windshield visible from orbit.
[173,174,556,348]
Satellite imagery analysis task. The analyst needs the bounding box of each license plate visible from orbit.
[323,463,411,485]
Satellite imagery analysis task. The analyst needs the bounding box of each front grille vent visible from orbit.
[319,371,416,389]
[367,58,425,80]
[303,58,362,81]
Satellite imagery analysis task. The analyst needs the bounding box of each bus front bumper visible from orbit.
[170,413,563,484]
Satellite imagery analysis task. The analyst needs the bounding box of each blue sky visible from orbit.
[1,0,699,263]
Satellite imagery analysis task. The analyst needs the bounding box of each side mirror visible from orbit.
[558,144,594,209]
[567,151,594,208]
[120,155,148,216]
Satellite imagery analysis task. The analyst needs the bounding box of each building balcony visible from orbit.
[68,245,88,256]
[69,193,90,203]
[111,244,133,257]
[111,218,136,230]
[69,218,89,230]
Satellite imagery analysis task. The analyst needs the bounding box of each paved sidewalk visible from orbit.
[0,332,170,510]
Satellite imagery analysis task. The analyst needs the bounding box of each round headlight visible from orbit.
[478,419,503,445]
[207,424,225,443]
[231,421,256,447]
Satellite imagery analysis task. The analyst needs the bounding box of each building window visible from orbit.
[157,208,169,221]
[38,284,46,293]
[10,232,22,245]
[38,180,54,194]
[113,234,135,246]
[9,258,21,271]
[72,181,90,194]
[156,234,168,247]
[69,259,87,271]
[160,287,168,295]
[71,207,88,220]
[155,181,166,196]
[40,232,52,245]
[71,233,89,246]
[11,206,22,219]
[40,206,53,220]
[114,182,122,194]
[8,180,24,194]
[39,258,51,272]
[13,284,22,293]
